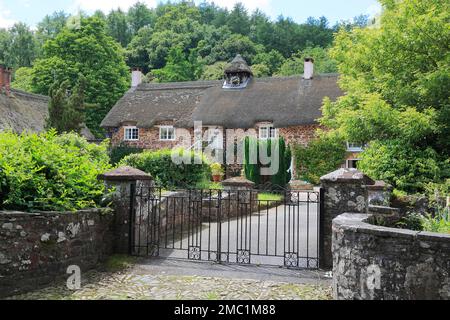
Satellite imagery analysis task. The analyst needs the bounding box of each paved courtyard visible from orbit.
[8,258,332,300]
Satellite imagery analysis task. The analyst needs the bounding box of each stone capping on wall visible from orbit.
[333,213,450,300]
[98,166,153,182]
[333,213,450,241]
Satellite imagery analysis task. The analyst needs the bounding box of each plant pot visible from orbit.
[212,175,222,182]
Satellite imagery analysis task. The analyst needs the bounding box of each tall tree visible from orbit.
[107,8,132,47]
[153,47,203,82]
[36,11,68,43]
[46,75,87,134]
[321,0,450,192]
[128,2,155,35]
[32,17,129,137]
[7,23,38,68]
[226,3,251,36]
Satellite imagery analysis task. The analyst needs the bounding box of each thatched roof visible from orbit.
[224,54,253,75]
[101,74,342,129]
[0,89,95,140]
[101,81,220,128]
[194,74,341,128]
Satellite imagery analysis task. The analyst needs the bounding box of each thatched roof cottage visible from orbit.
[102,55,359,177]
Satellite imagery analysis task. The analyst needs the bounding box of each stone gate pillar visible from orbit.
[320,169,374,269]
[98,166,153,255]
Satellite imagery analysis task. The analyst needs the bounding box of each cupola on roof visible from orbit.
[224,54,253,76]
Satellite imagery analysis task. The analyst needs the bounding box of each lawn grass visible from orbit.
[258,193,283,202]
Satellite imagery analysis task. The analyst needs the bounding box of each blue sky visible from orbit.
[0,0,381,28]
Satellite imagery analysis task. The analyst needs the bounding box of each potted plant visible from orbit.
[211,163,224,182]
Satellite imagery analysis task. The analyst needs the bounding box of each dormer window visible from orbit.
[223,54,253,89]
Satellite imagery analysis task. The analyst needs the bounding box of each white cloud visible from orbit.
[0,2,16,29]
[71,0,157,14]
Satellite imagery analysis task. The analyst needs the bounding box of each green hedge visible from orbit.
[294,133,347,185]
[120,149,211,189]
[0,131,111,211]
[110,143,143,165]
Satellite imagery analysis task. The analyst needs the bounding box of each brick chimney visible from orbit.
[304,58,314,80]
[0,66,12,96]
[131,68,143,88]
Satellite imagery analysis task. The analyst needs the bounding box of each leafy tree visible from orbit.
[107,8,132,47]
[0,29,12,66]
[226,3,250,36]
[253,50,285,75]
[209,34,262,65]
[128,2,156,34]
[36,11,68,44]
[153,47,203,82]
[200,61,227,80]
[126,26,153,72]
[32,17,129,137]
[321,0,450,192]
[294,131,347,185]
[11,67,34,92]
[6,23,38,69]
[276,47,337,76]
[251,64,270,78]
[46,75,87,134]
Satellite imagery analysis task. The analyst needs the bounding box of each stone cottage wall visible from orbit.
[333,214,450,300]
[0,209,114,298]
[110,124,321,179]
[111,123,195,151]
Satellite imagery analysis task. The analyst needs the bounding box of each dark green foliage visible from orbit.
[32,17,129,138]
[320,0,450,193]
[0,131,111,211]
[120,149,211,189]
[153,47,203,83]
[358,140,445,193]
[294,133,347,185]
[46,75,88,134]
[110,143,143,165]
[244,137,292,188]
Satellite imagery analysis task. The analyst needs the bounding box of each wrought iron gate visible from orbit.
[130,186,323,269]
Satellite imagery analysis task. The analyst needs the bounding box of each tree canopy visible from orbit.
[319,0,450,193]
[32,17,129,137]
[7,1,369,135]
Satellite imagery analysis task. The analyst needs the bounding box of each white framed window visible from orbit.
[259,125,278,140]
[159,126,176,141]
[347,142,364,152]
[124,126,139,141]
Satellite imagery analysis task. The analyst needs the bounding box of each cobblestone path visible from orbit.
[8,259,332,300]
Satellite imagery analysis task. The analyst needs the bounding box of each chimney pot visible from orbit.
[131,68,143,88]
[304,58,314,80]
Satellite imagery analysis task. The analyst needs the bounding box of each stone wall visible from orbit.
[333,214,450,300]
[0,209,114,298]
[110,123,194,151]
[319,169,374,269]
